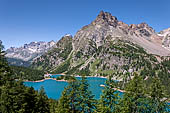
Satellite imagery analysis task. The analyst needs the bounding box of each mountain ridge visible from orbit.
[6,11,170,70]
[5,40,56,66]
[73,11,170,56]
[30,11,170,78]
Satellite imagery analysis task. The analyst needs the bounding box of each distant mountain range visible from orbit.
[5,40,56,66]
[5,11,170,74]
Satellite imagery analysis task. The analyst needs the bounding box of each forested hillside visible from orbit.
[1,41,170,112]
[10,65,44,81]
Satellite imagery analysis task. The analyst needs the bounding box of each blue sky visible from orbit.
[0,0,170,49]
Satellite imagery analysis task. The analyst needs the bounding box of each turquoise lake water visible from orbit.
[24,75,170,111]
[24,75,108,99]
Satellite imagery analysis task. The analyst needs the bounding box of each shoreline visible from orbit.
[73,75,107,78]
[24,78,67,82]
[100,84,125,93]
[25,73,123,82]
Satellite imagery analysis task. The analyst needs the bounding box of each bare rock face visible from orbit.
[162,34,170,50]
[158,28,170,37]
[73,11,127,52]
[158,28,170,50]
[92,11,118,27]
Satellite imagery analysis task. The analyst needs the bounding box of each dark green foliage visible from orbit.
[57,77,96,113]
[147,77,170,113]
[77,77,97,112]
[117,73,147,112]
[10,65,44,81]
[75,51,83,58]
[1,41,170,112]
[35,87,50,113]
[116,73,170,113]
[57,79,80,113]
[52,58,71,74]
[76,64,91,76]
[55,75,76,81]
[49,99,58,113]
[0,82,37,113]
[0,42,50,113]
[97,77,118,113]
[66,63,83,75]
[0,81,50,113]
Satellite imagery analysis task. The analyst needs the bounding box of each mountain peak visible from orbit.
[92,11,118,27]
[64,34,72,37]
[137,22,149,28]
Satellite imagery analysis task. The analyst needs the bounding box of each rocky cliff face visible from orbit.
[6,40,56,66]
[31,11,170,78]
[158,28,170,50]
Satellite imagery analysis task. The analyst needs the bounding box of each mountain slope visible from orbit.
[73,11,170,56]
[31,35,73,71]
[31,11,169,77]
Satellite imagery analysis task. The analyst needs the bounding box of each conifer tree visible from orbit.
[0,41,51,113]
[57,86,71,113]
[97,77,118,113]
[117,73,147,113]
[35,87,50,113]
[78,76,96,113]
[57,79,80,113]
[148,77,170,113]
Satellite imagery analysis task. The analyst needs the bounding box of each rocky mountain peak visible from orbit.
[56,34,72,48]
[137,22,148,28]
[92,11,118,27]
[73,11,170,56]
[118,21,129,28]
[64,34,72,37]
[138,22,155,33]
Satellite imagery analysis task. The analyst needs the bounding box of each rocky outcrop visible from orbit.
[158,28,170,50]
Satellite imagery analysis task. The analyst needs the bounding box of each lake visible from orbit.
[24,75,109,99]
[24,75,170,111]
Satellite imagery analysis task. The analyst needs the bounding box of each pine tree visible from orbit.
[57,79,80,113]
[0,41,51,113]
[148,77,170,113]
[57,86,70,113]
[0,42,13,87]
[58,77,97,113]
[97,77,118,113]
[117,73,147,113]
[35,86,50,113]
[78,76,96,113]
